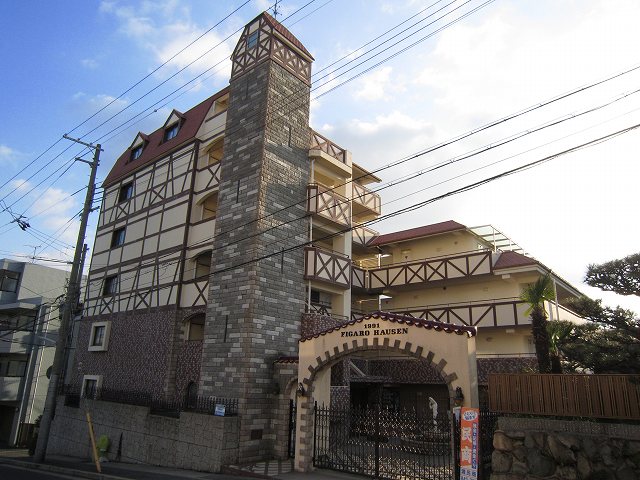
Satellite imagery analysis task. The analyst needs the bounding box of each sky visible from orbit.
[1,0,639,313]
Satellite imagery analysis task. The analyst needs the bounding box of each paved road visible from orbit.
[0,464,78,479]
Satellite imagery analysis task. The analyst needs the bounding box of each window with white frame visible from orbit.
[164,123,180,142]
[81,375,102,399]
[130,145,143,161]
[247,30,259,50]
[88,321,111,351]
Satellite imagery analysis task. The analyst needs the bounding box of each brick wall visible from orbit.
[201,57,311,461]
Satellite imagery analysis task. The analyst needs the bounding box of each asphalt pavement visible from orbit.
[0,449,362,480]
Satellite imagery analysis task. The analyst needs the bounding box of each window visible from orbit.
[208,138,224,165]
[195,251,212,279]
[202,193,218,220]
[0,310,36,331]
[0,270,19,292]
[187,315,205,341]
[0,356,28,377]
[81,375,102,399]
[164,123,180,142]
[88,321,111,351]
[118,182,133,203]
[247,30,259,50]
[111,227,126,248]
[131,145,143,161]
[103,275,118,296]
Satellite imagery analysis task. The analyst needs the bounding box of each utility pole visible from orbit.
[34,137,101,463]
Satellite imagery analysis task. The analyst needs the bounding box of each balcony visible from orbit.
[386,298,582,328]
[352,224,378,247]
[368,250,494,290]
[0,376,21,401]
[304,246,351,289]
[352,183,381,217]
[307,184,351,227]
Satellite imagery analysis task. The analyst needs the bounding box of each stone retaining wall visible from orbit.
[491,417,640,480]
[48,396,238,472]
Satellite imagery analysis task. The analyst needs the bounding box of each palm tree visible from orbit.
[520,273,555,373]
[547,320,575,373]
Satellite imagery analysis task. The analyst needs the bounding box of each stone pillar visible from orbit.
[200,13,314,462]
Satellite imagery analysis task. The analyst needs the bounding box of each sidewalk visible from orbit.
[0,449,361,480]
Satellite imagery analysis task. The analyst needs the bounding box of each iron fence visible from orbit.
[314,404,456,480]
[59,383,238,417]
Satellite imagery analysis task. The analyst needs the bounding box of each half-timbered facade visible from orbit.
[71,10,584,468]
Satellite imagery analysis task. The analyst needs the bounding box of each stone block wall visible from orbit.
[491,417,640,480]
[48,397,238,472]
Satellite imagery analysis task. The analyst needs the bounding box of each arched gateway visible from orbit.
[293,312,478,473]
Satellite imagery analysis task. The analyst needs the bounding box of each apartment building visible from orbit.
[70,11,583,465]
[0,259,68,446]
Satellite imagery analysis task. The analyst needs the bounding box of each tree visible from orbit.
[585,252,640,297]
[520,273,555,373]
[553,253,640,374]
[546,320,574,374]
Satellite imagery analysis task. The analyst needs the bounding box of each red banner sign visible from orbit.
[460,407,479,480]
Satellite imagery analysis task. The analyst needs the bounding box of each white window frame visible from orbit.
[81,374,103,399]
[88,321,111,352]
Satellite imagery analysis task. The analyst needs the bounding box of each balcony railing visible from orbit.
[307,184,351,227]
[352,265,366,290]
[352,183,381,216]
[352,225,379,247]
[310,130,346,164]
[304,246,351,289]
[387,298,528,328]
[368,250,493,289]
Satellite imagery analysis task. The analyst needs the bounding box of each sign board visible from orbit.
[459,407,479,480]
[214,404,226,416]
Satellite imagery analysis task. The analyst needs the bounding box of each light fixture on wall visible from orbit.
[296,383,306,397]
[454,387,464,407]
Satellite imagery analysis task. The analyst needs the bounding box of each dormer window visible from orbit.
[247,30,259,50]
[131,145,143,161]
[164,123,180,142]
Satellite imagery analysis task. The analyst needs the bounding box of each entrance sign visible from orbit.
[460,407,479,480]
[214,404,226,416]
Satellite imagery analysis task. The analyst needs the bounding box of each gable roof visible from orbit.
[261,11,314,60]
[102,87,229,188]
[368,220,467,247]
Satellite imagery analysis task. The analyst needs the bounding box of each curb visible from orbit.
[222,465,279,479]
[0,457,131,480]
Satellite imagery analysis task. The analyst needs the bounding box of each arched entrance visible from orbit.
[294,312,478,475]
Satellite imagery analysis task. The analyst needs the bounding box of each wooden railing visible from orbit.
[489,374,640,420]
[307,184,351,227]
[353,225,378,247]
[352,265,366,289]
[352,183,381,215]
[369,250,493,289]
[304,246,351,288]
[310,130,346,164]
[387,298,527,327]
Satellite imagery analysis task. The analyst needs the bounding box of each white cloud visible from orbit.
[354,66,394,101]
[100,1,234,82]
[81,58,99,69]
[0,144,19,165]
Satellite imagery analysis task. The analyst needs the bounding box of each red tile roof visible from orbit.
[261,12,314,60]
[493,251,538,270]
[368,220,467,247]
[300,311,476,342]
[102,88,229,188]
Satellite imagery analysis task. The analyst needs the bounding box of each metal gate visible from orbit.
[288,399,297,458]
[314,404,458,480]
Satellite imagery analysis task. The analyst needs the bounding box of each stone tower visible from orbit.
[200,12,314,461]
